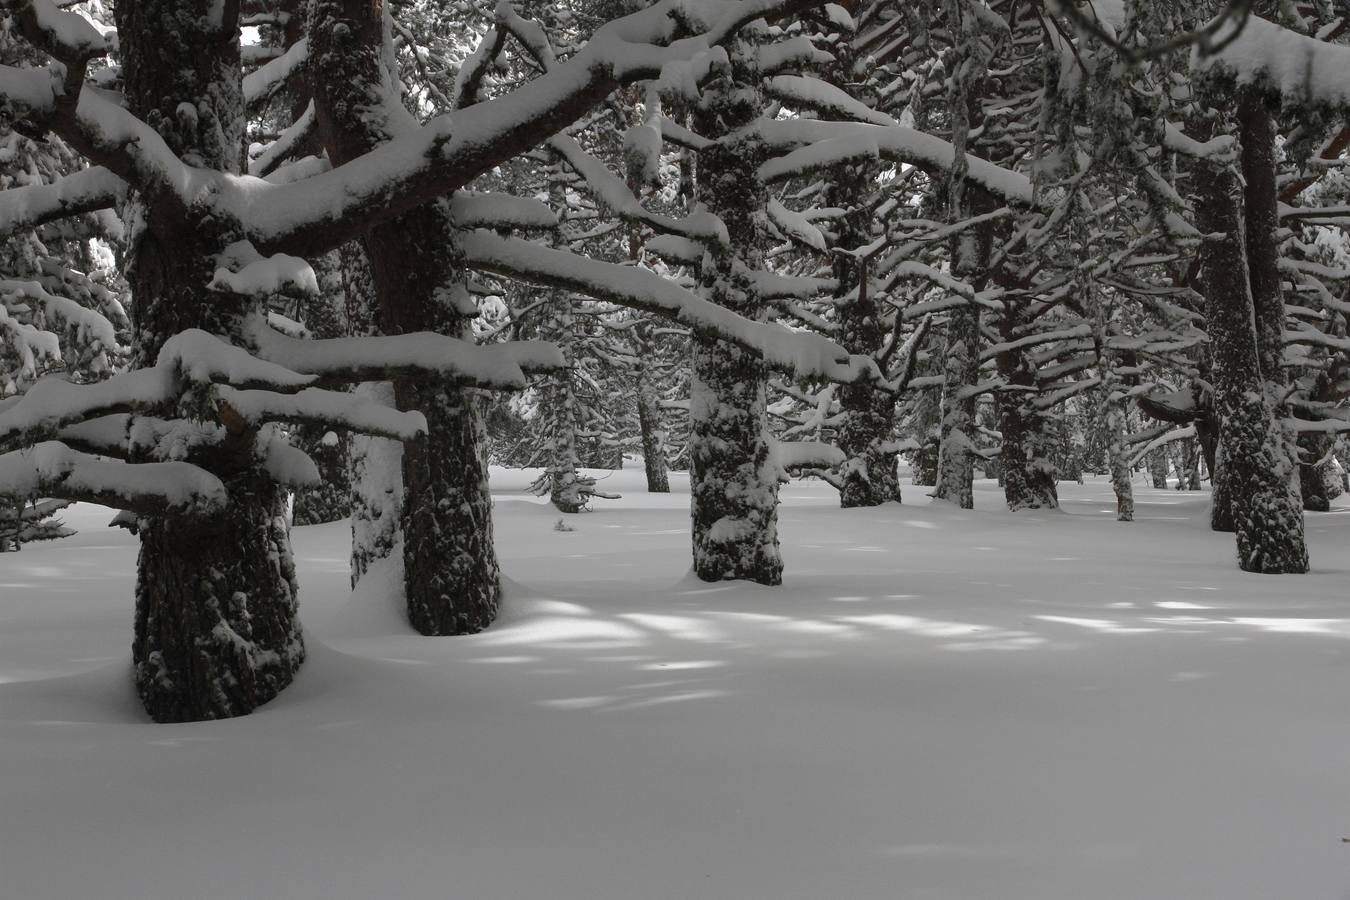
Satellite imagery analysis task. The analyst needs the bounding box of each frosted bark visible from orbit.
[688,40,782,585]
[119,0,303,721]
[1194,155,1307,573]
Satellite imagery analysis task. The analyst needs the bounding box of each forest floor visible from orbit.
[1,471,1348,899]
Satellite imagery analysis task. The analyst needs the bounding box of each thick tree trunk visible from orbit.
[116,0,304,721]
[135,463,303,722]
[688,46,782,585]
[1194,156,1307,572]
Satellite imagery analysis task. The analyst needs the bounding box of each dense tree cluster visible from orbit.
[0,0,1347,720]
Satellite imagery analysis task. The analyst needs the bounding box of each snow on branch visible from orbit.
[211,386,426,441]
[1192,15,1350,111]
[450,192,558,230]
[210,241,318,297]
[13,0,108,61]
[249,103,317,178]
[460,229,878,384]
[549,135,728,246]
[0,441,227,513]
[0,279,120,351]
[757,120,1034,205]
[0,166,123,236]
[241,314,564,389]
[234,0,824,254]
[764,75,897,127]
[244,37,308,109]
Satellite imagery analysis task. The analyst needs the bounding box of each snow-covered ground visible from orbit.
[2,471,1349,900]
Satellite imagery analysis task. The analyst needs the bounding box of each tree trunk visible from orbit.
[997,302,1058,510]
[117,0,303,721]
[688,45,782,585]
[1194,154,1307,572]
[310,0,500,630]
[291,254,352,526]
[1298,432,1335,512]
[934,304,980,509]
[1149,448,1170,489]
[635,353,670,493]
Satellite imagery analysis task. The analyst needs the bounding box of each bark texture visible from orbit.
[1194,149,1307,573]
[118,0,303,721]
[688,43,782,585]
[309,0,500,631]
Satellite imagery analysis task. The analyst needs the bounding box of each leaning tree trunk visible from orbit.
[310,0,499,631]
[1194,126,1307,572]
[119,0,303,721]
[688,45,782,585]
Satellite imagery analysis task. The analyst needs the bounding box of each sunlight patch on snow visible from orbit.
[1035,615,1159,634]
[618,613,725,642]
[641,660,724,670]
[1233,618,1348,635]
[478,616,647,649]
[540,696,615,710]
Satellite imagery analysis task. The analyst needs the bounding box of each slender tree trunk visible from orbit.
[1194,143,1307,572]
[1298,432,1335,512]
[291,253,352,525]
[688,44,782,585]
[1148,449,1169,489]
[635,353,670,493]
[539,153,590,513]
[118,0,303,721]
[934,305,980,509]
[997,301,1058,510]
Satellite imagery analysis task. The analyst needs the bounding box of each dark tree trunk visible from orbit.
[1194,142,1307,572]
[1149,449,1170,489]
[997,301,1058,510]
[635,354,670,493]
[1298,432,1335,512]
[291,254,352,526]
[117,0,303,721]
[135,461,302,722]
[688,45,782,585]
[309,0,500,631]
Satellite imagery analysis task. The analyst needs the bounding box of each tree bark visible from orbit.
[688,43,782,585]
[309,0,500,631]
[118,0,303,721]
[1194,152,1307,572]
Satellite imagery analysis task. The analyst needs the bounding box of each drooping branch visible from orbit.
[0,441,228,514]
[460,228,877,384]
